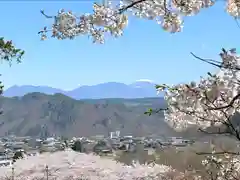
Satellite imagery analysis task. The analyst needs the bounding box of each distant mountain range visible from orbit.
[3,80,162,99]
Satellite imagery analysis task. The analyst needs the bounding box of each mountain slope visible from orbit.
[0,93,173,138]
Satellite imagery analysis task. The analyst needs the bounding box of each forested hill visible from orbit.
[0,93,173,138]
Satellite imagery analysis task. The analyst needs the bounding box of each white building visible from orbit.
[110,131,120,139]
[0,160,12,167]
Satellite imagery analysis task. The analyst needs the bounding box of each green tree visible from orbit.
[64,140,68,148]
[12,151,24,163]
[71,140,83,152]
[0,37,24,96]
[0,37,24,64]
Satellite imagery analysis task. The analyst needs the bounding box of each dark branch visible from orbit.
[190,52,240,71]
[208,93,240,110]
[118,0,170,15]
[196,151,240,155]
[190,52,222,68]
[118,0,148,14]
[40,10,54,19]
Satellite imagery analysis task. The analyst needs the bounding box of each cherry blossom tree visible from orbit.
[155,49,240,136]
[0,150,174,180]
[39,0,239,43]
[150,48,240,179]
[38,0,240,178]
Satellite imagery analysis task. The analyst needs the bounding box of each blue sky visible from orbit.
[0,1,239,90]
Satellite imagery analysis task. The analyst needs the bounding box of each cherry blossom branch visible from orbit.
[208,93,240,111]
[119,0,170,15]
[203,89,240,140]
[190,50,240,71]
[190,50,240,112]
[190,52,222,68]
[189,49,240,141]
[119,0,148,13]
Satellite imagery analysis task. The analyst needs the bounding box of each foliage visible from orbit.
[13,151,24,162]
[0,37,24,96]
[0,37,24,65]
[64,140,68,147]
[71,140,83,152]
[39,0,239,43]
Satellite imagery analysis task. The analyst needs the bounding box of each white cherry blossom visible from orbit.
[0,149,173,180]
[156,49,240,131]
[40,0,235,43]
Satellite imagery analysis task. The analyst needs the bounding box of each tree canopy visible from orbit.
[0,37,24,96]
[0,37,24,64]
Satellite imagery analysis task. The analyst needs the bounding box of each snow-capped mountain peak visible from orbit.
[135,79,154,83]
[129,79,156,90]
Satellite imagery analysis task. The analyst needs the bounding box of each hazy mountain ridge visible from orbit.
[3,81,162,99]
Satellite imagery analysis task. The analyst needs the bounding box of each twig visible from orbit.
[208,93,240,110]
[118,0,170,15]
[40,10,54,19]
[190,52,240,71]
[190,52,222,68]
[118,0,148,14]
[234,17,240,30]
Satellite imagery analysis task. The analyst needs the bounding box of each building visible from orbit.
[0,160,12,167]
[109,131,120,139]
